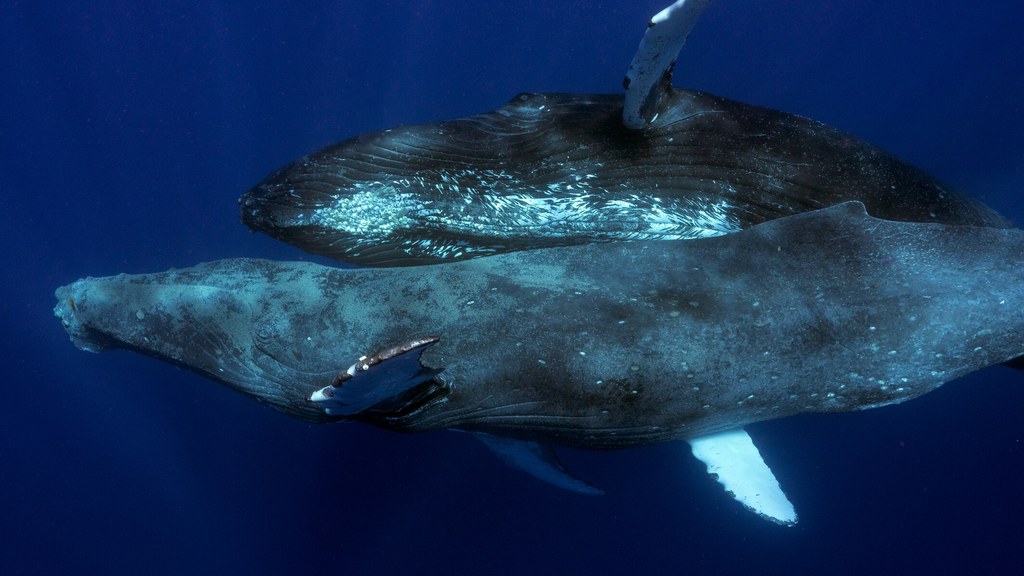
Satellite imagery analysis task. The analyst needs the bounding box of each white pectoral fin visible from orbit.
[688,428,798,526]
[623,0,714,129]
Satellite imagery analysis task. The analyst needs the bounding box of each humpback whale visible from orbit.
[240,0,1008,267]
[55,204,1024,524]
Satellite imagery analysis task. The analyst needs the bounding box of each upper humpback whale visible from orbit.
[56,204,1024,524]
[240,0,1008,266]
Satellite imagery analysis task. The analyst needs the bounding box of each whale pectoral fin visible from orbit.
[309,336,443,416]
[1001,355,1024,371]
[688,428,798,526]
[475,433,604,496]
[623,0,713,129]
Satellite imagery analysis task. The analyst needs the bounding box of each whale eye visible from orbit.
[255,322,274,342]
[252,313,308,367]
[253,316,285,353]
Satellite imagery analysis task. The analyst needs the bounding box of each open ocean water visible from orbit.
[3,1,1023,574]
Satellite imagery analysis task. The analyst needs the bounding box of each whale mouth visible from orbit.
[52,263,355,424]
[54,281,118,353]
[240,178,326,236]
[53,271,263,375]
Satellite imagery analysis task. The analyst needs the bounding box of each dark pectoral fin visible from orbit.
[475,433,604,495]
[310,336,443,416]
[1001,355,1024,371]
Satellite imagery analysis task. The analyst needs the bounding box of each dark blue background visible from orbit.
[3,1,1023,574]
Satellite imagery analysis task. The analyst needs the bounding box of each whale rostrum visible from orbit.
[55,203,1024,524]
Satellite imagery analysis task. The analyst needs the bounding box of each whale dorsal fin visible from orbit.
[688,428,798,525]
[475,433,604,495]
[309,336,443,416]
[623,0,713,129]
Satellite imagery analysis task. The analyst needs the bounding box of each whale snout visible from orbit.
[54,280,118,353]
[239,178,309,233]
[239,156,371,249]
[239,183,280,234]
[52,261,356,423]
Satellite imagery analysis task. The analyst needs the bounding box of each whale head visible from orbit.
[240,138,453,266]
[53,261,346,423]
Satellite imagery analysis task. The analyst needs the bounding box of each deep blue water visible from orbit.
[3,1,1023,574]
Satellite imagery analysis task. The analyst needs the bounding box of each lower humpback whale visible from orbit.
[239,1,1008,267]
[55,203,1024,524]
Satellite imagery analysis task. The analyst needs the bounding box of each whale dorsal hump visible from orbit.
[623,0,713,129]
[689,428,798,526]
